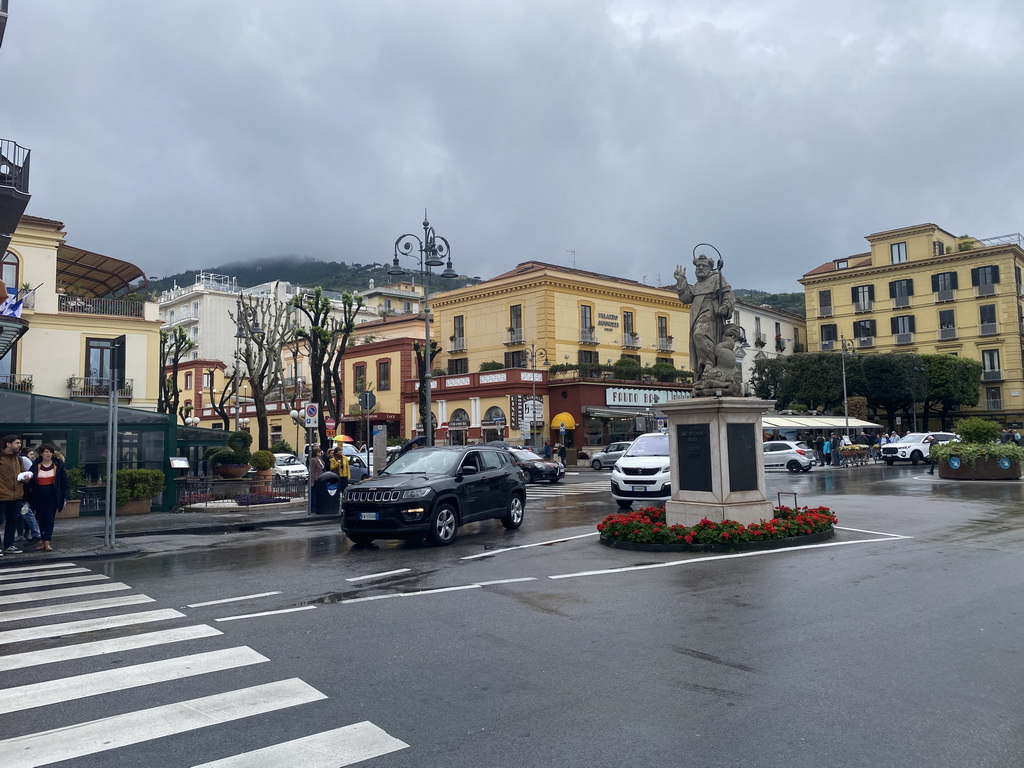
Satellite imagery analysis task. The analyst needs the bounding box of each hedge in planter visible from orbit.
[115,469,166,509]
[932,417,1024,480]
[203,431,254,477]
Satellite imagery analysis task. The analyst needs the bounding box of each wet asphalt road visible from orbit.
[6,464,1024,767]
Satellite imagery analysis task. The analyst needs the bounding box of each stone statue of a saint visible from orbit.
[675,250,738,397]
[691,324,744,397]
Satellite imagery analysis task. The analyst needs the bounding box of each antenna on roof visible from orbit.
[566,249,576,269]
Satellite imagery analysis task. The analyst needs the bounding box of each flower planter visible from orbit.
[115,498,152,516]
[214,464,251,480]
[937,455,1021,480]
[57,499,81,519]
[599,527,835,552]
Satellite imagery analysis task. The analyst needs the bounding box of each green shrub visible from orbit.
[250,450,276,471]
[269,439,293,454]
[612,357,641,380]
[479,361,504,372]
[203,430,253,467]
[650,362,676,382]
[953,416,1001,444]
[65,466,86,500]
[116,469,166,508]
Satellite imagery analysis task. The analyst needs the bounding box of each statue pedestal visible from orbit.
[661,397,775,528]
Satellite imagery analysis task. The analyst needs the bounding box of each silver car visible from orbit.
[590,441,633,470]
[762,440,815,472]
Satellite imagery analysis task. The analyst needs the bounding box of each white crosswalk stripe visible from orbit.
[526,480,610,497]
[0,563,410,767]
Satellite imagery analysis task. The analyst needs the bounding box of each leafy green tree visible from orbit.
[612,357,641,380]
[751,357,789,405]
[920,354,982,430]
[862,353,928,430]
[782,353,845,413]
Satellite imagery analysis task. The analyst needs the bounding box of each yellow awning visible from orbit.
[550,412,576,430]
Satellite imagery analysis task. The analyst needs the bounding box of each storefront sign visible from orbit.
[605,387,690,407]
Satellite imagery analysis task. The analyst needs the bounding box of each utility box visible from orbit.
[566,448,579,466]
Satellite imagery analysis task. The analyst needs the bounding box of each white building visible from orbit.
[731,300,806,396]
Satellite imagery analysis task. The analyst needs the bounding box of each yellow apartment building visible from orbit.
[800,222,1024,425]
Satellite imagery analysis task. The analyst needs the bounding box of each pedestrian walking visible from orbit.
[558,443,567,466]
[542,442,552,460]
[0,435,30,555]
[330,446,350,494]
[16,451,40,546]
[813,434,826,466]
[822,436,832,466]
[830,433,844,468]
[308,447,324,514]
[924,434,937,475]
[28,444,70,552]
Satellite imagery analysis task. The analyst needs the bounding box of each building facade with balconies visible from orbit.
[799,222,1024,423]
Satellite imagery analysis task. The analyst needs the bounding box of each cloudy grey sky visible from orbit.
[4,1,1023,292]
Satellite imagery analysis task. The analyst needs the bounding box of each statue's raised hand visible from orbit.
[674,265,687,286]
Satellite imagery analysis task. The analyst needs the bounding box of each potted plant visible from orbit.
[115,469,166,515]
[933,417,1024,480]
[58,466,87,518]
[204,430,254,479]
[250,449,276,492]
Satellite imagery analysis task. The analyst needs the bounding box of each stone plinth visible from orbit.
[661,396,775,527]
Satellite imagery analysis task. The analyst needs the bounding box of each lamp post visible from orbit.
[388,211,458,446]
[233,297,264,432]
[840,335,855,439]
[524,344,548,449]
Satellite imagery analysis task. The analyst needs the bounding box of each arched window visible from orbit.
[2,250,19,290]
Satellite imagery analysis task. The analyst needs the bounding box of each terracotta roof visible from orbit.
[486,260,652,289]
[802,253,871,278]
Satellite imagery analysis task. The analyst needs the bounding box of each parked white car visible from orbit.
[272,453,309,480]
[610,432,672,509]
[590,441,633,470]
[880,432,957,465]
[762,440,814,472]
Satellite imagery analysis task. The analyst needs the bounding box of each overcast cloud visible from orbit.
[4,0,1024,292]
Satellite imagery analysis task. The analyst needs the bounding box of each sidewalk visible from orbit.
[0,502,342,567]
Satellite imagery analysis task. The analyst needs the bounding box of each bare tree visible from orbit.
[157,326,196,422]
[233,291,290,451]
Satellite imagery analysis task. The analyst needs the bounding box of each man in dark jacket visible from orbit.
[0,435,28,554]
[813,435,826,466]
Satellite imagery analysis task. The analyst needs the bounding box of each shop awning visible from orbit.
[763,415,882,430]
[550,411,576,430]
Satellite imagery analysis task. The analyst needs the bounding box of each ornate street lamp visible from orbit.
[388,211,458,446]
[840,335,856,439]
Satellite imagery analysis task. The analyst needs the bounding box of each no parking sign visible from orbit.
[304,403,319,428]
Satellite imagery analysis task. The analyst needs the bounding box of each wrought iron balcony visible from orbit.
[504,328,524,346]
[935,289,955,303]
[980,323,998,336]
[976,283,997,297]
[656,336,674,352]
[448,336,467,353]
[579,328,599,345]
[59,294,145,318]
[0,373,31,392]
[0,137,31,250]
[817,306,834,318]
[67,376,134,401]
[894,332,914,345]
[622,332,641,349]
[986,398,1003,411]
[939,327,958,340]
[983,369,1003,382]
[854,301,873,313]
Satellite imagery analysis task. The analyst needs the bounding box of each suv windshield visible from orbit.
[624,434,670,457]
[382,450,460,475]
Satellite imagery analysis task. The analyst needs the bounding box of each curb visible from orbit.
[0,546,145,567]
[114,514,343,538]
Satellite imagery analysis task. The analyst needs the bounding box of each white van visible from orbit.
[610,432,672,509]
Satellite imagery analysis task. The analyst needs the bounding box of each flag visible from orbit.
[0,289,20,316]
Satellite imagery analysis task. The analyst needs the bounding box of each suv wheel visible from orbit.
[786,460,802,473]
[884,459,894,466]
[616,500,632,509]
[501,495,524,529]
[428,503,458,546]
[591,459,603,470]
[910,451,923,465]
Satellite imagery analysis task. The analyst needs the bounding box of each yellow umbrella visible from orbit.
[333,434,354,442]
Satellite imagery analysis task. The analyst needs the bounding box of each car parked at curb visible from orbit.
[271,453,309,480]
[509,448,564,483]
[590,441,633,470]
[762,440,814,472]
[341,445,527,546]
[880,432,957,465]
[610,432,672,509]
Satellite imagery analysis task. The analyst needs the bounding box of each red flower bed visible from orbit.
[597,505,836,546]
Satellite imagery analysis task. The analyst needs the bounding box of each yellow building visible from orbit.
[800,223,1024,424]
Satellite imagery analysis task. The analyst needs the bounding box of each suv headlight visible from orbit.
[402,487,433,499]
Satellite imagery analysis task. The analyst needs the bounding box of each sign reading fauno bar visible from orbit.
[605,387,691,407]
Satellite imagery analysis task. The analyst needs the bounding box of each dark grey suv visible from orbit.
[341,445,527,546]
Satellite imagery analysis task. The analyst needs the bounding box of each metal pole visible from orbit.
[234,299,241,432]
[841,336,850,439]
[423,255,433,447]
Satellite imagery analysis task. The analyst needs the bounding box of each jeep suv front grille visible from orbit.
[348,490,401,503]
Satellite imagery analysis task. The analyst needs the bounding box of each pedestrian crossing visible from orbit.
[526,479,610,498]
[0,561,409,767]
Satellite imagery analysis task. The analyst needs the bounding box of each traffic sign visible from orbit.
[304,403,318,428]
[440,421,449,432]
[358,391,377,409]
[325,418,336,430]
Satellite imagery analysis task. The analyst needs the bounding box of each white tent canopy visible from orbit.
[762,415,883,430]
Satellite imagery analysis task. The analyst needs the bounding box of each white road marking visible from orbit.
[0,594,154,623]
[187,591,282,608]
[341,578,537,604]
[474,577,537,586]
[835,525,913,539]
[215,605,316,622]
[0,608,185,645]
[549,536,912,580]
[0,678,327,768]
[345,568,411,582]
[0,573,109,592]
[340,593,399,605]
[0,624,223,671]
[2,582,131,605]
[0,646,269,715]
[0,562,79,575]
[402,584,480,597]
[0,566,88,582]
[190,721,409,768]
[461,531,599,560]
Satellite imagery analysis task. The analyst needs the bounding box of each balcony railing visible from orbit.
[504,328,524,345]
[59,294,145,319]
[976,283,997,297]
[656,337,674,352]
[854,301,873,313]
[0,138,31,195]
[0,373,32,392]
[939,327,958,340]
[622,332,641,349]
[164,309,199,326]
[67,376,134,401]
[448,336,467,353]
[983,370,1003,382]
[987,398,1003,411]
[858,337,874,348]
[935,289,955,303]
[817,306,833,318]
[579,328,599,345]
[980,323,998,336]
[892,296,911,309]
[894,332,914,345]
[820,340,835,351]
[754,332,767,347]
